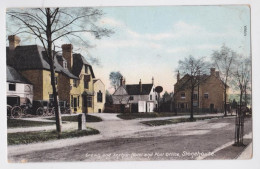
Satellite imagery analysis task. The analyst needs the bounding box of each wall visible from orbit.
[93,80,106,113]
[6,82,33,104]
[20,69,43,100]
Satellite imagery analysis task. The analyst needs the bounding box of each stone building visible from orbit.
[6,35,104,113]
[173,68,229,113]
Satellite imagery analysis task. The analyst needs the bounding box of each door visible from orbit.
[147,102,154,112]
[73,97,77,111]
[138,101,146,112]
[210,104,214,112]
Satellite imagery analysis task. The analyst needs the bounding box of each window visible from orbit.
[87,96,92,107]
[9,83,16,91]
[193,94,198,100]
[181,92,186,98]
[204,93,209,99]
[55,76,58,85]
[97,91,103,102]
[73,79,77,87]
[150,95,152,100]
[85,65,88,74]
[78,96,80,107]
[153,88,155,92]
[83,95,87,107]
[129,96,134,100]
[156,95,158,100]
[70,95,73,107]
[84,75,90,89]
[180,103,185,109]
[63,61,67,69]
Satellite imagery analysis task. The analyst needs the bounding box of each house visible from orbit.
[6,65,33,106]
[112,77,158,113]
[93,79,106,113]
[173,68,229,113]
[6,35,101,113]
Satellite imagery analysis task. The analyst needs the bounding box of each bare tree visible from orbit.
[109,71,123,90]
[232,57,251,146]
[7,8,113,133]
[177,55,209,120]
[212,45,237,116]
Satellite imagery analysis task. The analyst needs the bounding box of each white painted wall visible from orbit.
[6,82,33,104]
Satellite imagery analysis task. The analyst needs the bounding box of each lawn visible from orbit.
[47,114,102,122]
[117,112,176,120]
[8,128,100,145]
[7,119,56,128]
[141,116,223,126]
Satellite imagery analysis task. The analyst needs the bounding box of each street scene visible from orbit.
[6,6,252,162]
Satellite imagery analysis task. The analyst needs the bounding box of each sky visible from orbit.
[6,5,251,94]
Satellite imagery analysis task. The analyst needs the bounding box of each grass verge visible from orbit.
[8,128,100,145]
[141,116,223,126]
[47,114,102,122]
[7,119,55,128]
[117,112,176,120]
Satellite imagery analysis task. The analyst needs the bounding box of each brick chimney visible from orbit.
[8,35,21,50]
[210,68,216,76]
[123,78,126,86]
[177,70,180,82]
[62,44,73,71]
[120,76,123,86]
[8,35,21,66]
[139,79,142,93]
[215,71,220,78]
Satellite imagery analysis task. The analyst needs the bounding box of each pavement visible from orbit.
[7,113,252,162]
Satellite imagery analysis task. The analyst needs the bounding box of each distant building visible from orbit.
[112,77,158,113]
[6,65,33,106]
[93,79,106,113]
[173,68,229,113]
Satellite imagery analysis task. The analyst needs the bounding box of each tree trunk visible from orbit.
[46,8,62,133]
[190,87,194,120]
[224,85,227,116]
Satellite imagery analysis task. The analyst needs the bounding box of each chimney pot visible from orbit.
[139,79,142,93]
[210,68,216,76]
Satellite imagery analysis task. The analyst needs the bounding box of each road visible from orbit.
[8,115,252,162]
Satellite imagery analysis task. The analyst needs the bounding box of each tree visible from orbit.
[212,45,237,116]
[232,57,251,112]
[177,55,209,120]
[232,57,251,146]
[7,8,113,133]
[109,71,123,90]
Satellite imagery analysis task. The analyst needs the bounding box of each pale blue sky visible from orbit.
[7,5,251,93]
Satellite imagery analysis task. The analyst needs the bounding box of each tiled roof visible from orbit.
[125,84,153,95]
[6,45,78,79]
[7,65,31,84]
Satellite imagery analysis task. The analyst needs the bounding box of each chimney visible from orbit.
[152,77,154,84]
[8,35,21,66]
[210,68,215,76]
[139,79,142,93]
[123,78,126,86]
[62,44,73,71]
[120,76,123,86]
[216,71,220,78]
[8,35,21,50]
[177,70,180,82]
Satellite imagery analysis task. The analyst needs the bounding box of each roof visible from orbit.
[7,66,31,84]
[6,45,78,79]
[175,73,227,92]
[125,84,153,95]
[72,53,95,78]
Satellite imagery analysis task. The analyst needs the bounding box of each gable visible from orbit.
[113,86,128,96]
